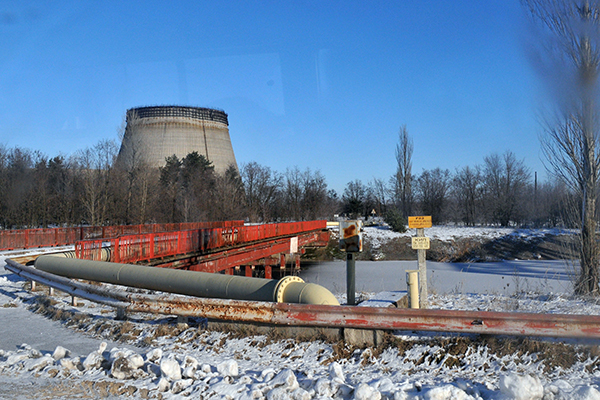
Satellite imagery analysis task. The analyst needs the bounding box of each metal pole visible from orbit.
[417,228,428,308]
[347,252,356,306]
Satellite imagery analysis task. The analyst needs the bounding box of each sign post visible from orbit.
[346,252,356,306]
[339,221,363,306]
[408,216,431,309]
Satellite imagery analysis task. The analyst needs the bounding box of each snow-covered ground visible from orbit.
[0,226,599,399]
[362,225,574,250]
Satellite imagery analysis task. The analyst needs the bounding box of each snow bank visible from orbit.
[0,331,597,399]
[0,304,594,399]
[362,225,574,249]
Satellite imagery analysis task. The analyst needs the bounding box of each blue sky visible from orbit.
[1,1,546,194]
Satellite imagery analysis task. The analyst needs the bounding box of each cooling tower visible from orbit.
[117,106,238,174]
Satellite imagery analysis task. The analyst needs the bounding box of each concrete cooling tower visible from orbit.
[117,105,238,174]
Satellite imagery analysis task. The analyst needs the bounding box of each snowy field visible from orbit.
[0,226,599,399]
[361,225,574,250]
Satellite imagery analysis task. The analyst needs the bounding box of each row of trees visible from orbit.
[0,142,341,229]
[341,148,566,228]
[0,138,568,230]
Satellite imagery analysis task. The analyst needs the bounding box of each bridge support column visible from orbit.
[280,254,286,277]
[295,254,301,272]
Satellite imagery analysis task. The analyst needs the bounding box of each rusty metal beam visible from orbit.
[5,258,129,309]
[148,231,323,272]
[188,232,323,272]
[123,298,600,339]
[75,221,329,268]
[95,222,325,260]
[278,304,600,338]
[5,258,600,339]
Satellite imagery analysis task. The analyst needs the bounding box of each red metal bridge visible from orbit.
[3,221,331,279]
[0,221,244,251]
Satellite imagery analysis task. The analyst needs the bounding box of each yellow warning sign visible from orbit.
[411,237,430,250]
[408,216,432,229]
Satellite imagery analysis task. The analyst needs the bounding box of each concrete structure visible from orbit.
[117,105,238,174]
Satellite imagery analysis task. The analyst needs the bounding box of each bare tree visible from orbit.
[212,165,247,221]
[283,167,304,221]
[278,167,330,221]
[241,162,282,222]
[75,140,119,226]
[130,165,157,224]
[75,149,102,226]
[45,156,72,225]
[342,180,368,219]
[115,110,155,224]
[452,165,483,226]
[301,169,329,220]
[0,145,9,228]
[5,148,35,228]
[415,168,451,224]
[524,0,600,294]
[535,178,570,226]
[369,177,389,217]
[482,152,531,227]
[29,153,49,227]
[392,125,413,218]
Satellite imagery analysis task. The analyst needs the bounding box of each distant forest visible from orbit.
[0,139,568,230]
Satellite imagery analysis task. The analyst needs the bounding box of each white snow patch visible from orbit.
[499,374,544,400]
[362,225,575,249]
[160,356,181,381]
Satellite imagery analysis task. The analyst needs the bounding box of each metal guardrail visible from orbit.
[0,221,245,251]
[5,259,600,339]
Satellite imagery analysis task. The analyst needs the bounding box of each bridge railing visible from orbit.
[0,221,244,251]
[75,220,328,264]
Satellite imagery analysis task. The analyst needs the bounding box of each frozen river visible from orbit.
[299,259,575,296]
